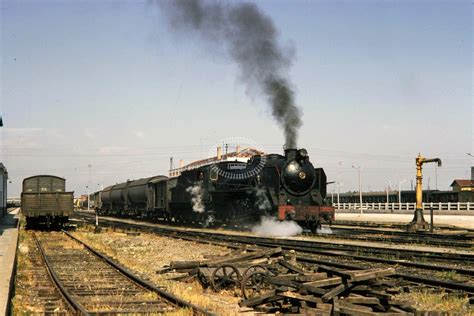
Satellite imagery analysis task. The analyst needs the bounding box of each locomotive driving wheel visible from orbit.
[210,264,241,291]
[241,270,273,299]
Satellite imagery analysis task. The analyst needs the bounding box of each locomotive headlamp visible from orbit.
[298,171,306,180]
[288,161,298,171]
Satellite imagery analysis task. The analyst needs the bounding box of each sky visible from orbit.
[1,0,472,197]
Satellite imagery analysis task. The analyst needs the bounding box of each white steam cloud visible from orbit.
[316,226,333,234]
[252,216,302,237]
[186,182,205,213]
[254,187,271,211]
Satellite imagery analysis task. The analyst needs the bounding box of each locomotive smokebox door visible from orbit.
[281,150,316,196]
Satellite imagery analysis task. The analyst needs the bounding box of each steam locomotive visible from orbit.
[92,148,334,232]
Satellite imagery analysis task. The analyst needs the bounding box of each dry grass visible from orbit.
[72,227,247,315]
[434,270,471,283]
[11,227,69,314]
[394,289,472,314]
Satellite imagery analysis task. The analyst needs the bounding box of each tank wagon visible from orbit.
[98,175,169,218]
[21,175,74,227]
[94,148,334,232]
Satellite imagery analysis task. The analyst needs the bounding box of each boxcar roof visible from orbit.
[23,175,65,183]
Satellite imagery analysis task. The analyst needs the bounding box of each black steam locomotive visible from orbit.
[93,148,334,232]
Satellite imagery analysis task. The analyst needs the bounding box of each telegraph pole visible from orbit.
[87,164,92,211]
[337,161,342,209]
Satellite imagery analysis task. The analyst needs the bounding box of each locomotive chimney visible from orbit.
[217,147,222,160]
[284,148,297,161]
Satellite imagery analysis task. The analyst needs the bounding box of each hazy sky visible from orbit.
[1,0,472,197]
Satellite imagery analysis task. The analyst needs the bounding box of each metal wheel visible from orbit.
[210,264,241,291]
[242,264,268,280]
[241,270,273,299]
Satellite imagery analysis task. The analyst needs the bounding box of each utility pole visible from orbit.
[352,165,362,214]
[87,164,92,211]
[337,161,342,209]
[337,182,340,207]
[386,180,392,211]
[336,182,344,209]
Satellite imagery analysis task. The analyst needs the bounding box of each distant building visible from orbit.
[450,179,474,192]
[0,164,8,218]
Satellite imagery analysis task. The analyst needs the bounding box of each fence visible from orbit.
[334,202,474,211]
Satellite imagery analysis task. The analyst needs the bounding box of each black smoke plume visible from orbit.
[158,0,302,148]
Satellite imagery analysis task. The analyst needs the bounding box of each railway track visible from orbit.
[76,213,474,264]
[333,220,474,233]
[74,213,474,295]
[316,225,474,248]
[33,231,213,315]
[21,232,74,314]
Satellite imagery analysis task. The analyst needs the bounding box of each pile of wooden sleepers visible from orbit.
[157,246,416,315]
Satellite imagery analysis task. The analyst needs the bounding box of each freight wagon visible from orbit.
[21,175,74,227]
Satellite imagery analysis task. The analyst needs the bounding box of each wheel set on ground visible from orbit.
[209,263,273,299]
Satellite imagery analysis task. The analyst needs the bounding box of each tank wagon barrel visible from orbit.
[97,176,169,218]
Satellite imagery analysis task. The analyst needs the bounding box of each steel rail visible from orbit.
[333,220,474,233]
[77,214,474,264]
[174,232,474,294]
[329,224,473,239]
[157,229,474,294]
[296,255,474,294]
[75,214,474,294]
[33,233,89,315]
[317,229,473,248]
[63,231,216,316]
[167,229,474,276]
[210,237,474,276]
[89,213,474,262]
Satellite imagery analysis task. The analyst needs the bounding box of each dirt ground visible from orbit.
[72,227,255,315]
